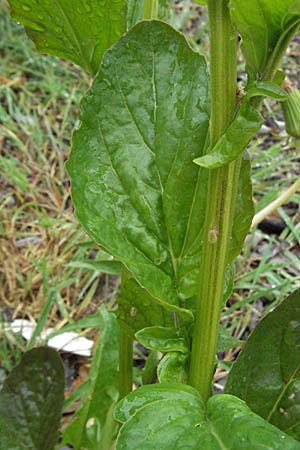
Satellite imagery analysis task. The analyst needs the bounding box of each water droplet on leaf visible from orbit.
[30,22,46,32]
[130,307,137,317]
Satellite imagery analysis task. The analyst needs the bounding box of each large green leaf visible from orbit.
[7,0,127,75]
[67,20,210,306]
[0,348,64,450]
[115,384,300,449]
[226,289,300,441]
[62,306,119,450]
[230,0,300,79]
[68,20,253,309]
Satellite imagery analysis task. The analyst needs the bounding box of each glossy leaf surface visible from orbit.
[157,352,188,383]
[62,306,119,450]
[115,384,300,449]
[0,348,64,450]
[115,383,202,423]
[230,0,300,78]
[226,289,300,441]
[8,0,127,74]
[135,326,188,353]
[67,20,210,305]
[68,20,253,307]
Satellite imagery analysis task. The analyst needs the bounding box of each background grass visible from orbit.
[0,0,299,389]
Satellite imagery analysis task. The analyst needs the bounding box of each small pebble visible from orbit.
[15,236,41,247]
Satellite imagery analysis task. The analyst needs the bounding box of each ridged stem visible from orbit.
[142,0,158,20]
[189,0,240,402]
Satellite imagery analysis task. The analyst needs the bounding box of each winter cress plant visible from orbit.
[1,0,300,449]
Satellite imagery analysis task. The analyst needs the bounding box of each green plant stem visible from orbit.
[189,0,239,402]
[119,328,133,399]
[142,0,158,20]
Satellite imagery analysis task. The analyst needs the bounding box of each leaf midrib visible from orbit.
[96,117,171,274]
[113,59,168,251]
[266,361,300,423]
[112,35,186,285]
[151,45,179,281]
[51,0,92,73]
[208,419,228,450]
